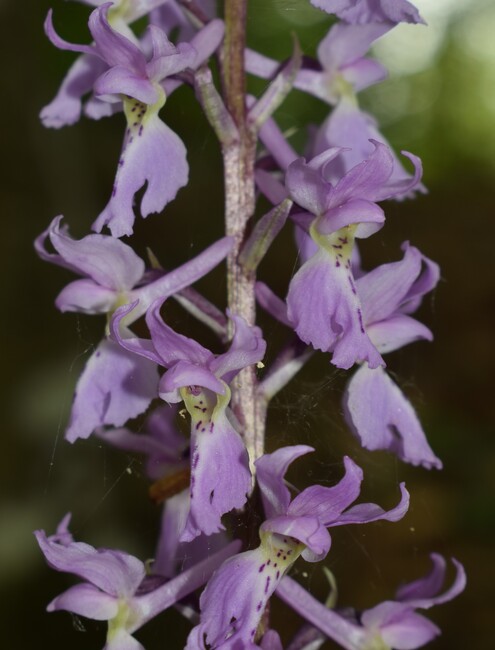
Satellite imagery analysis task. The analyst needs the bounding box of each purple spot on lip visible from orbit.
[195,421,202,430]
[357,308,365,334]
[258,564,265,573]
[139,125,144,136]
[264,576,271,594]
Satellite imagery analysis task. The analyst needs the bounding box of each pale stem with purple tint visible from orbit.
[222,0,265,465]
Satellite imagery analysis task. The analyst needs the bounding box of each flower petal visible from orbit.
[288,457,363,525]
[93,114,188,237]
[331,140,394,206]
[146,300,213,367]
[286,152,342,216]
[35,529,145,598]
[89,4,147,72]
[287,249,383,369]
[44,10,97,57]
[147,41,197,82]
[261,515,331,562]
[159,360,225,397]
[180,411,251,541]
[46,216,145,290]
[318,199,385,238]
[357,243,423,324]
[95,65,158,104]
[317,21,390,72]
[366,314,432,353]
[40,54,107,128]
[66,338,159,443]
[333,482,410,526]
[47,583,118,620]
[344,365,442,469]
[55,279,117,314]
[256,445,314,519]
[186,547,277,650]
[396,555,467,610]
[310,0,425,25]
[379,610,440,650]
[210,314,266,383]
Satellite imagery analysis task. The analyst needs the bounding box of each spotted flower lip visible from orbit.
[277,554,466,650]
[35,514,241,650]
[186,446,409,650]
[309,0,425,25]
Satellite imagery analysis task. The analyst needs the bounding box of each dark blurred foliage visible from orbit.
[1,0,494,649]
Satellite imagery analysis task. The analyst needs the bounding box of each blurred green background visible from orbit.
[1,0,494,648]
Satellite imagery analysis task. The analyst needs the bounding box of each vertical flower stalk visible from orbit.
[222,0,263,464]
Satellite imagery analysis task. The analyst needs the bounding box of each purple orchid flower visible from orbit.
[111,304,266,541]
[309,0,425,25]
[257,243,441,470]
[40,0,170,128]
[285,141,422,369]
[344,242,442,469]
[45,4,224,236]
[35,514,241,650]
[246,21,389,107]
[277,553,466,650]
[35,215,233,442]
[186,445,409,650]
